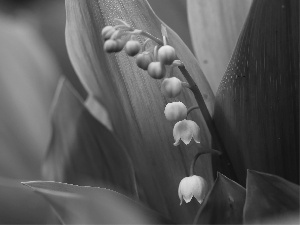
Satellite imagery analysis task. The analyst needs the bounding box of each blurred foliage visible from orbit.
[0,9,59,224]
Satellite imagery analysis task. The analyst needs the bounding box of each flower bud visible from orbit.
[136,52,153,70]
[164,102,187,122]
[147,62,166,79]
[173,119,200,146]
[161,77,182,98]
[178,175,208,205]
[104,39,126,53]
[101,26,116,40]
[158,45,176,65]
[124,40,141,56]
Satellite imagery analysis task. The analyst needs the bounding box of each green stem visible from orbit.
[142,38,151,52]
[186,105,200,118]
[190,147,222,176]
[179,66,238,181]
[140,30,163,46]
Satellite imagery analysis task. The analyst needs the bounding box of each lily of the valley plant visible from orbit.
[22,0,299,224]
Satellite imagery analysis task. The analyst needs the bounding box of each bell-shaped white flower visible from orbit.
[173,119,200,146]
[178,175,208,205]
[164,102,187,122]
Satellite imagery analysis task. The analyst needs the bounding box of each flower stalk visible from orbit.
[190,147,222,176]
[179,65,237,181]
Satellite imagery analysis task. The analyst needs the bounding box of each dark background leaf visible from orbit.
[43,78,137,197]
[214,0,299,185]
[243,170,300,224]
[23,181,172,224]
[194,173,246,224]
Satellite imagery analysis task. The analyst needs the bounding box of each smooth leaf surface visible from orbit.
[244,170,300,224]
[23,181,172,224]
[187,0,252,93]
[0,14,59,224]
[43,78,137,197]
[214,0,299,185]
[193,173,246,224]
[62,0,215,222]
[0,177,57,224]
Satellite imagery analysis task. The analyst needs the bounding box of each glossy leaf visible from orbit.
[193,172,246,224]
[244,170,300,224]
[43,78,137,197]
[60,0,216,223]
[214,0,299,185]
[22,181,172,224]
[187,0,252,93]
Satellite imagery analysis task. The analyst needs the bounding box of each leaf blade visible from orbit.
[23,181,173,224]
[244,170,300,224]
[44,78,138,197]
[194,173,246,224]
[214,0,299,185]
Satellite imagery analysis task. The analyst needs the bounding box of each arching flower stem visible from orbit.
[186,105,200,118]
[190,147,222,176]
[142,38,151,51]
[179,65,238,181]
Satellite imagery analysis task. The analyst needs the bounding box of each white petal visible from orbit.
[173,121,182,141]
[188,120,201,143]
[173,139,180,146]
[177,120,193,145]
[191,175,208,204]
[183,195,193,203]
[178,182,183,205]
[179,177,194,204]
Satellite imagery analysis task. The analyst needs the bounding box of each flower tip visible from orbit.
[197,199,203,204]
[173,139,180,146]
[183,196,192,203]
[182,138,192,145]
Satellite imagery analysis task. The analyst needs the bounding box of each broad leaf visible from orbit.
[244,170,300,224]
[214,0,299,185]
[187,0,252,93]
[22,181,172,224]
[194,172,246,224]
[43,78,137,197]
[59,0,216,222]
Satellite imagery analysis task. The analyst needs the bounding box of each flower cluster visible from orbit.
[102,20,206,206]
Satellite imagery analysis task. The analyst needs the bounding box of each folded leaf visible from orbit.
[43,78,137,197]
[214,0,299,185]
[22,181,172,224]
[61,0,215,222]
[194,172,246,224]
[244,170,300,224]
